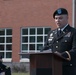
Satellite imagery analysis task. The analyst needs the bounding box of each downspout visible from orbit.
[72,0,76,27]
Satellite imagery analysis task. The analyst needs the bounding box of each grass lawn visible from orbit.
[12,73,29,75]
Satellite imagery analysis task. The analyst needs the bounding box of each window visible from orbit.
[21,27,50,53]
[0,29,12,58]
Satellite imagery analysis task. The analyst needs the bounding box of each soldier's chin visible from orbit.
[57,25,61,28]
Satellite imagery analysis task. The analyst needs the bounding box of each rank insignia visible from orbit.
[64,32,71,37]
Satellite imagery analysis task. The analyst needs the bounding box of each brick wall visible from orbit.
[0,0,72,62]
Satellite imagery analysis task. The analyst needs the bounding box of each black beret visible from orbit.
[53,8,68,18]
[0,55,2,59]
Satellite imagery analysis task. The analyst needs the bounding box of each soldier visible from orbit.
[0,56,11,75]
[41,8,76,75]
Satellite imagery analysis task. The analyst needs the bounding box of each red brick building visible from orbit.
[0,0,75,63]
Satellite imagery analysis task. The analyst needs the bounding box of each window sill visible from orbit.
[20,58,29,62]
[2,58,12,62]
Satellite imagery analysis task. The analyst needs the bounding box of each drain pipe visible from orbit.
[72,0,76,27]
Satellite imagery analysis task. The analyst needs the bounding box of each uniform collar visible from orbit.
[58,24,68,31]
[61,24,68,31]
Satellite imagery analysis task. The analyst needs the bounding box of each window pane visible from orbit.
[37,28,43,34]
[6,29,12,35]
[29,44,35,50]
[0,37,5,43]
[30,36,35,42]
[30,28,35,35]
[0,45,4,51]
[45,28,50,34]
[6,52,12,58]
[6,37,12,43]
[44,36,47,41]
[37,44,43,50]
[22,29,28,35]
[0,29,5,35]
[0,52,4,58]
[22,36,28,43]
[22,44,28,50]
[6,45,12,50]
[37,36,43,42]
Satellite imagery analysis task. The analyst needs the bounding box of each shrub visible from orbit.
[12,63,28,73]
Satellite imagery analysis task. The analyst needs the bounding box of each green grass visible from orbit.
[12,73,29,75]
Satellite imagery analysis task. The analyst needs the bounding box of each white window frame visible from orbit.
[0,28,12,61]
[21,27,51,53]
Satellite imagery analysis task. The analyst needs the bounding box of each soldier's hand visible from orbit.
[54,51,61,55]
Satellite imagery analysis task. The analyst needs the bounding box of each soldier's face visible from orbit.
[54,15,68,28]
